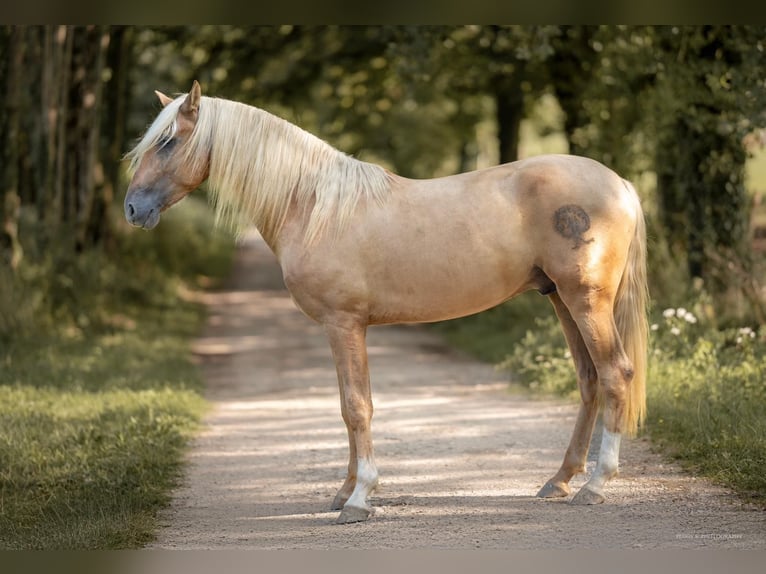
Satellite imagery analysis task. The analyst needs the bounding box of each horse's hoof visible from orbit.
[536,481,570,499]
[570,486,605,505]
[336,504,373,524]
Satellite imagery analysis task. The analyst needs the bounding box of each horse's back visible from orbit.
[504,154,633,214]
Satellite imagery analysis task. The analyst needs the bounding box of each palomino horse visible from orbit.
[125,81,648,524]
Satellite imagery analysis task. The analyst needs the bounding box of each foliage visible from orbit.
[647,305,766,501]
[497,315,575,398]
[134,25,766,288]
[129,26,477,178]
[434,291,555,365]
[0,197,235,549]
[0,196,232,342]
[5,25,766,299]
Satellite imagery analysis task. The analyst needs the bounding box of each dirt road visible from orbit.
[149,232,765,549]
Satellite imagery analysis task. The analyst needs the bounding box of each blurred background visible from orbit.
[2,25,766,331]
[1,26,765,548]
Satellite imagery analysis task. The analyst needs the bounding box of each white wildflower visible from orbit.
[651,323,659,331]
[663,308,676,318]
[683,313,697,324]
[677,307,687,317]
[670,326,681,336]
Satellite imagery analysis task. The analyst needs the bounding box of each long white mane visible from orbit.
[126,94,393,245]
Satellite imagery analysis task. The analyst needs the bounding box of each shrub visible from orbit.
[497,295,766,503]
[497,315,576,397]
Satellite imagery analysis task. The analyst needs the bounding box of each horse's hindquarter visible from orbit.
[281,155,636,325]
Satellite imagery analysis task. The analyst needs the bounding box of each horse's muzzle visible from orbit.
[125,189,162,229]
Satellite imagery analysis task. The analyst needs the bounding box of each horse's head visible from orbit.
[124,81,209,229]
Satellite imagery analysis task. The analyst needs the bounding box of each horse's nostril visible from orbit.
[127,203,135,217]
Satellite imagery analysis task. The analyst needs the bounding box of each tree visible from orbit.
[651,26,766,280]
[539,26,766,288]
[0,25,137,267]
[547,26,600,157]
[0,26,25,269]
[91,26,134,248]
[393,26,558,166]
[152,26,562,176]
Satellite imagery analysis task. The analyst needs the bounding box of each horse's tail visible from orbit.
[613,179,649,437]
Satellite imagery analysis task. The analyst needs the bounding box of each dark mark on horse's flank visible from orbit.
[553,204,595,249]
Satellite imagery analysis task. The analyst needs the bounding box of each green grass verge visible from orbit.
[0,387,205,549]
[0,196,235,549]
[645,309,766,502]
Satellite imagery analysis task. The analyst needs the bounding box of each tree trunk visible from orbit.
[70,25,109,250]
[549,26,598,157]
[53,26,74,230]
[0,25,133,271]
[36,25,66,228]
[88,25,134,250]
[1,26,25,269]
[494,69,524,164]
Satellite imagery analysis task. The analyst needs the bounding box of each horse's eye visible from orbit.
[158,136,176,152]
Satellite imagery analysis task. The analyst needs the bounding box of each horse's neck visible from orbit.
[209,100,392,250]
[259,195,313,257]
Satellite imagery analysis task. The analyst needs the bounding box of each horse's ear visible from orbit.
[179,80,201,120]
[155,90,174,108]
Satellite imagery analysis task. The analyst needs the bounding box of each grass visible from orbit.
[645,307,766,502]
[0,196,235,549]
[0,387,205,548]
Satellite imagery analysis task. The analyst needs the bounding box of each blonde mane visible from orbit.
[126,95,393,245]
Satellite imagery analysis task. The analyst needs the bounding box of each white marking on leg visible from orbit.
[584,429,621,495]
[344,457,378,509]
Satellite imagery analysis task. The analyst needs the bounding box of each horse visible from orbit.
[124,81,648,524]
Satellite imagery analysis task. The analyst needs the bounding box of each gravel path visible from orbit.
[149,232,765,549]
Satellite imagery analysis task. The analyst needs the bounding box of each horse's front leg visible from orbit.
[330,419,357,511]
[325,317,378,523]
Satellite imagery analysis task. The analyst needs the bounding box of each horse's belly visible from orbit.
[368,294,513,325]
[365,256,528,325]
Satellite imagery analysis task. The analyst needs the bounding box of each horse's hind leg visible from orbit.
[559,287,635,505]
[537,292,600,499]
